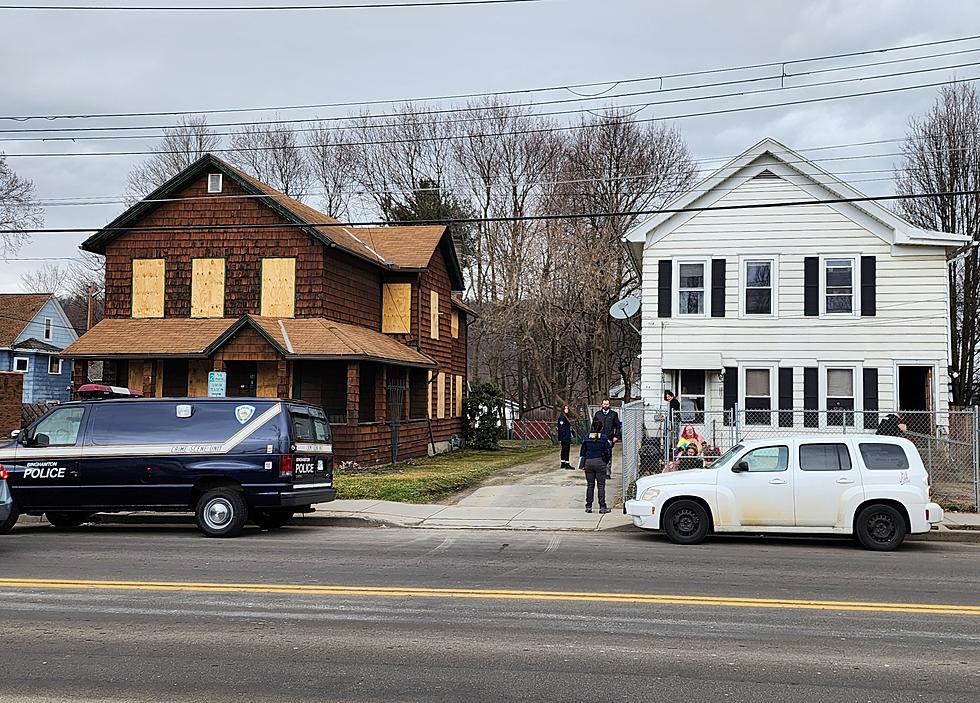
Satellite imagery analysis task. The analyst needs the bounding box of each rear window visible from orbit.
[289,407,330,443]
[799,443,852,471]
[88,401,279,445]
[858,442,910,470]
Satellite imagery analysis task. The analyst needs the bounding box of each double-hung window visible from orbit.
[824,258,855,314]
[826,367,856,427]
[744,368,773,426]
[743,259,774,316]
[676,370,705,423]
[677,261,706,316]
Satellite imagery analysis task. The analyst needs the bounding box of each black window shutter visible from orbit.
[863,368,879,429]
[658,260,672,318]
[804,257,819,317]
[723,366,737,426]
[861,256,876,316]
[778,367,794,427]
[711,259,726,317]
[803,367,819,428]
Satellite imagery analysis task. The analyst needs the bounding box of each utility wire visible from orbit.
[4,32,979,122]
[0,0,543,11]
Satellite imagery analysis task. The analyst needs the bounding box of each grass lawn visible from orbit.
[335,441,553,503]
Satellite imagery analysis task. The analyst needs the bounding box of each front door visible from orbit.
[717,444,795,526]
[226,362,257,397]
[898,365,933,434]
[794,441,863,528]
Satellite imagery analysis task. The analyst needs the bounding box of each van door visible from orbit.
[11,406,86,509]
[287,406,333,488]
[717,445,795,526]
[794,442,863,527]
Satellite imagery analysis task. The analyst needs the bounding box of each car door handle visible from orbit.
[769,478,787,485]
[836,478,855,484]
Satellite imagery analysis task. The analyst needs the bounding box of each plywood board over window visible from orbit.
[187,360,211,397]
[450,309,459,338]
[127,363,144,394]
[261,258,296,318]
[455,374,464,416]
[191,258,226,318]
[382,283,412,334]
[256,362,279,397]
[437,372,446,419]
[430,291,440,339]
[132,259,165,318]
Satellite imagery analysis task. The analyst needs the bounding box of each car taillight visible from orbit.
[0,466,7,480]
[279,455,294,479]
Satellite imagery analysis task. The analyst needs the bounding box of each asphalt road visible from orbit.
[0,522,978,702]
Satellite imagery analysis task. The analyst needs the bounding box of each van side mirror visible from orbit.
[732,461,749,473]
[34,433,50,448]
[10,429,20,439]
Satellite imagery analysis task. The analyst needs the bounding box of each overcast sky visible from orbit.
[2,0,980,292]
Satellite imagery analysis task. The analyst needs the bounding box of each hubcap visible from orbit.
[867,512,896,543]
[204,498,233,530]
[673,508,700,537]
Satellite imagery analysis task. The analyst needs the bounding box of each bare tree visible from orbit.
[306,124,359,219]
[895,82,980,405]
[126,115,220,200]
[20,252,105,332]
[227,120,311,199]
[0,153,41,255]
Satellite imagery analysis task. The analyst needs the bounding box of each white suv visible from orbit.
[625,435,944,551]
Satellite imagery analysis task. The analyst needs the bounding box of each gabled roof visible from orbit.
[624,137,971,257]
[63,318,238,358]
[13,337,63,353]
[82,154,465,288]
[0,293,52,348]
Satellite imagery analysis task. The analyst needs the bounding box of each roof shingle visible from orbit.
[0,293,52,348]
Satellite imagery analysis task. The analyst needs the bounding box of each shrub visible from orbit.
[463,381,506,450]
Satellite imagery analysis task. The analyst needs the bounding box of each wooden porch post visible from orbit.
[347,362,359,426]
[276,359,290,399]
[142,360,156,398]
[71,360,87,398]
[377,365,388,424]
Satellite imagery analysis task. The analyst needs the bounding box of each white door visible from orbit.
[718,445,795,526]
[794,442,863,528]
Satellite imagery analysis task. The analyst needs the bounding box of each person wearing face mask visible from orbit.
[591,399,621,479]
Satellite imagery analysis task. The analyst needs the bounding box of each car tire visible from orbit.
[45,511,93,529]
[252,509,295,530]
[855,504,907,551]
[662,499,711,545]
[195,488,248,538]
[0,502,19,534]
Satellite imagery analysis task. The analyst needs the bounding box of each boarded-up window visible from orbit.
[132,259,165,318]
[256,361,279,397]
[429,291,440,339]
[382,283,412,334]
[261,258,296,318]
[437,372,446,419]
[427,370,433,419]
[128,362,144,393]
[191,258,225,318]
[456,374,464,416]
[187,360,211,397]
[451,309,459,338]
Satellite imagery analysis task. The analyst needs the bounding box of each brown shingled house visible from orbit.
[64,154,471,464]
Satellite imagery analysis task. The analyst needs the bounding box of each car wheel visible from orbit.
[662,499,711,545]
[252,509,295,530]
[0,502,20,534]
[855,504,907,551]
[45,511,93,529]
[195,488,248,538]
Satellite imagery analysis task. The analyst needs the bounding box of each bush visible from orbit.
[463,381,506,450]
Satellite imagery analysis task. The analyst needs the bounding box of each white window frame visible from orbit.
[739,256,778,318]
[820,255,860,317]
[48,356,63,375]
[674,257,710,318]
[207,173,223,193]
[818,362,863,428]
[739,362,777,427]
[674,369,707,422]
[43,317,53,341]
[13,356,29,373]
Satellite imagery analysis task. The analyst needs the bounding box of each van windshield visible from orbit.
[290,408,330,443]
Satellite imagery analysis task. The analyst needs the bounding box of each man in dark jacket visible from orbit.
[592,399,622,479]
[876,412,908,437]
[579,419,612,513]
[556,404,574,469]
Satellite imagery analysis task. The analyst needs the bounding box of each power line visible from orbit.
[0,0,542,11]
[7,74,980,160]
[4,32,980,122]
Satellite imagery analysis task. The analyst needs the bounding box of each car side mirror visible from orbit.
[732,461,749,473]
[34,432,50,448]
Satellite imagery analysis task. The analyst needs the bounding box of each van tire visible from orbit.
[662,499,711,545]
[196,488,248,538]
[45,511,93,529]
[0,502,19,534]
[855,503,906,551]
[253,509,294,530]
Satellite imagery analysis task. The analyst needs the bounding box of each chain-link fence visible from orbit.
[618,405,980,510]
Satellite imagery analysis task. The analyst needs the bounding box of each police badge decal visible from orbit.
[235,405,256,425]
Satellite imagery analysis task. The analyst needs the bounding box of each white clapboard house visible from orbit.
[624,138,968,432]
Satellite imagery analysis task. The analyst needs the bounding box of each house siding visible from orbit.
[640,176,950,416]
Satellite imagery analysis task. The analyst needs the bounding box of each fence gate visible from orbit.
[386,380,406,464]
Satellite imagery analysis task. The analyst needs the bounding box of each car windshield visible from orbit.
[706,444,744,469]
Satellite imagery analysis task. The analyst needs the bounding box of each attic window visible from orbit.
[207,173,223,193]
[753,169,781,180]
[43,317,53,341]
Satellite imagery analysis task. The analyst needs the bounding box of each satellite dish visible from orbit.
[609,296,640,320]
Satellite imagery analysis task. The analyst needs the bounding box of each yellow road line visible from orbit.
[0,578,977,616]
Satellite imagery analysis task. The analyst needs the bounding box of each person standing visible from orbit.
[579,419,612,514]
[664,389,681,450]
[556,404,575,469]
[876,412,908,437]
[592,399,622,479]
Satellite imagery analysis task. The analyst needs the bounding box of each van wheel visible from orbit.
[855,504,906,551]
[196,488,248,538]
[253,509,294,530]
[45,511,93,529]
[0,502,19,534]
[662,499,710,545]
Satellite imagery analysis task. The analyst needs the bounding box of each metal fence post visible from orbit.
[974,405,980,512]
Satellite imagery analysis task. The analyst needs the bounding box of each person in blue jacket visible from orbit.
[579,419,612,513]
[556,404,575,469]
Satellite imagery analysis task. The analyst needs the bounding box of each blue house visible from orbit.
[0,294,78,403]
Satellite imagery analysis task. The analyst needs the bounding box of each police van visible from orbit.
[0,397,335,537]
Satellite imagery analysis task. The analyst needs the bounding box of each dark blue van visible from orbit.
[0,398,335,537]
